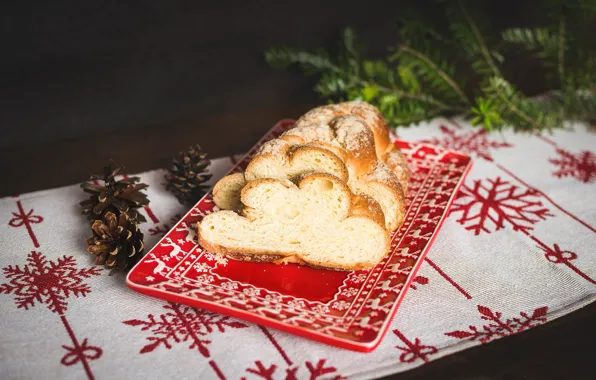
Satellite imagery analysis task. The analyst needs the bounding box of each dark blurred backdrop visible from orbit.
[1,0,537,150]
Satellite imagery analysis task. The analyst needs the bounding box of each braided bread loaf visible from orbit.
[199,101,410,270]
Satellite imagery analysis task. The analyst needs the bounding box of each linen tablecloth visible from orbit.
[1,118,595,380]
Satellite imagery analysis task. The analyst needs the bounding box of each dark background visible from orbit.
[0,0,540,151]
[1,2,596,379]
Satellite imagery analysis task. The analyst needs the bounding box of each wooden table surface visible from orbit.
[2,105,594,380]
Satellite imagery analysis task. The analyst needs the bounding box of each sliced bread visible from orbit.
[213,115,406,230]
[198,173,390,270]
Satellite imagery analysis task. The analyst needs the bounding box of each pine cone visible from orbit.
[165,144,212,205]
[80,164,149,223]
[86,211,145,271]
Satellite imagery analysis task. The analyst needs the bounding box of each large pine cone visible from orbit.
[80,164,149,223]
[165,144,212,205]
[86,211,145,271]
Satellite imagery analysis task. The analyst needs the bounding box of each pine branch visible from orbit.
[264,47,339,74]
[452,0,501,77]
[264,2,595,132]
[393,45,470,105]
[501,28,558,58]
[484,77,558,131]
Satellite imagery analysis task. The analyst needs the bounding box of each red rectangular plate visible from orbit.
[126,119,472,352]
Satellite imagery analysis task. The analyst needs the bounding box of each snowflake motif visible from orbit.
[204,251,228,266]
[420,125,512,161]
[148,224,171,237]
[174,221,198,244]
[264,293,283,303]
[262,294,283,311]
[312,304,330,315]
[450,177,553,235]
[331,300,351,311]
[350,273,368,284]
[193,262,211,273]
[445,305,548,344]
[287,299,306,312]
[340,287,358,298]
[243,287,261,297]
[549,148,596,183]
[246,359,345,380]
[220,281,239,291]
[0,251,103,378]
[123,303,247,357]
[393,329,438,363]
[196,274,214,283]
[160,237,186,260]
[0,251,101,314]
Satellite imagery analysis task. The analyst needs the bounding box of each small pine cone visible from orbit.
[165,144,212,205]
[80,164,149,223]
[86,211,145,272]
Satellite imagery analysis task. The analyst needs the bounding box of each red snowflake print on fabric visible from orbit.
[241,326,345,380]
[244,359,345,380]
[420,125,512,161]
[424,258,472,299]
[123,302,248,357]
[124,302,248,379]
[0,251,102,380]
[533,240,596,284]
[409,276,429,290]
[450,177,553,235]
[148,214,183,237]
[8,200,43,248]
[549,148,596,183]
[445,305,548,344]
[393,329,438,363]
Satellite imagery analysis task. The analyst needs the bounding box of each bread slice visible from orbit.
[213,115,406,230]
[245,138,349,183]
[198,173,390,270]
[212,172,246,211]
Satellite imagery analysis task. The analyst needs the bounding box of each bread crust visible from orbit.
[284,114,378,178]
[383,147,411,193]
[212,172,246,211]
[245,142,350,183]
[295,101,393,160]
[357,161,407,230]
